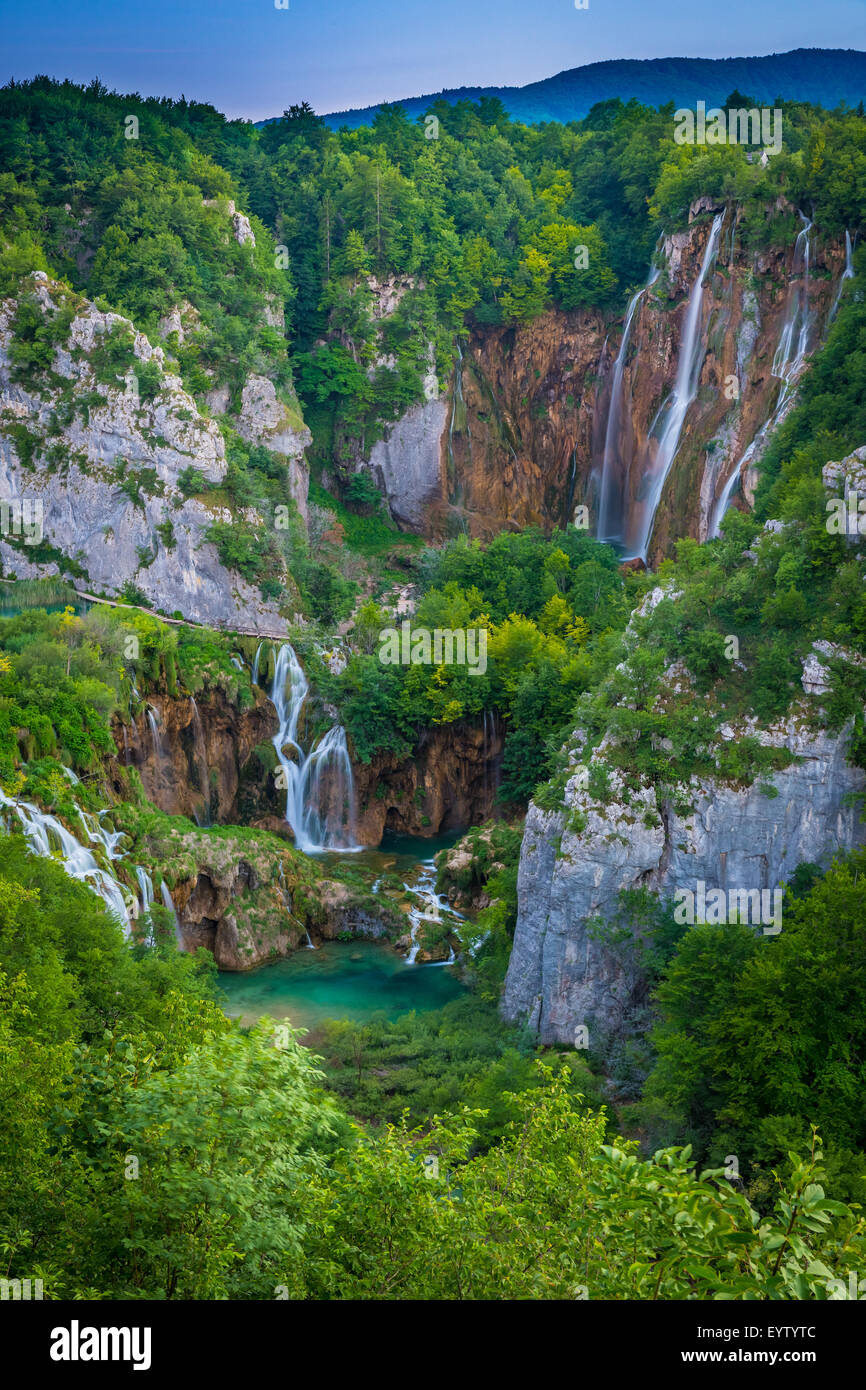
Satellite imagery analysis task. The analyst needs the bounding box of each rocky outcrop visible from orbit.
[352,716,504,844]
[502,709,866,1045]
[112,686,278,824]
[134,823,398,969]
[233,373,311,521]
[0,275,288,632]
[366,395,448,530]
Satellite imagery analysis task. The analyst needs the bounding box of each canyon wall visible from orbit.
[363,204,847,560]
[501,571,866,1044]
[113,685,503,846]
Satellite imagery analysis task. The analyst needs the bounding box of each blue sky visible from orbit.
[1,0,864,121]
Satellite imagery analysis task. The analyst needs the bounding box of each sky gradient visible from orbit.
[1,0,865,122]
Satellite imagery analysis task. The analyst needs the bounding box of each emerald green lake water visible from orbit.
[219,939,463,1030]
[218,831,468,1030]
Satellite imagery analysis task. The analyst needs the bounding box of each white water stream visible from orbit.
[597,264,661,543]
[267,643,358,853]
[625,212,724,561]
[709,213,824,539]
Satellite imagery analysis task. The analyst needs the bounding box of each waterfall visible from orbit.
[404,858,464,966]
[626,211,724,562]
[79,809,127,860]
[136,865,154,911]
[828,229,854,324]
[268,643,358,853]
[0,785,132,934]
[189,696,211,827]
[597,264,661,543]
[772,213,813,397]
[252,641,264,688]
[135,865,155,942]
[710,214,822,540]
[160,880,183,947]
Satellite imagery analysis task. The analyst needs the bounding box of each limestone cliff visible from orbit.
[113,678,503,847]
[361,205,846,559]
[501,582,866,1044]
[0,274,289,631]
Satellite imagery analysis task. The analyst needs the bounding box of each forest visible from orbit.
[1,68,865,1303]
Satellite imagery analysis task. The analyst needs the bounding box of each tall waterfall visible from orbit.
[829,229,854,324]
[626,211,724,561]
[709,213,821,540]
[136,865,154,911]
[597,264,661,543]
[160,880,183,947]
[771,214,813,398]
[252,641,264,688]
[268,643,358,853]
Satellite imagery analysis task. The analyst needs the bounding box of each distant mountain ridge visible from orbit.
[299,48,866,129]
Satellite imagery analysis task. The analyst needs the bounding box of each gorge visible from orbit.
[2,64,866,1303]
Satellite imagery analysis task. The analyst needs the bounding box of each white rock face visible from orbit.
[365,273,416,321]
[801,652,832,696]
[367,396,448,530]
[202,197,256,247]
[0,278,286,633]
[234,373,311,522]
[823,445,866,497]
[502,716,866,1043]
[156,300,200,344]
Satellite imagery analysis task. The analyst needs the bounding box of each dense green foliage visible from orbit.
[1,839,864,1300]
[635,854,866,1205]
[2,75,866,1304]
[322,527,640,795]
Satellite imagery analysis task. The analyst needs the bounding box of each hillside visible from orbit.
[1,71,866,1307]
[312,47,866,130]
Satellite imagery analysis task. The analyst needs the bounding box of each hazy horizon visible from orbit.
[1,0,864,122]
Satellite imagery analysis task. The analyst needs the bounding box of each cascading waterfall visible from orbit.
[252,641,264,688]
[135,866,155,942]
[136,865,154,912]
[597,264,661,543]
[79,809,127,861]
[709,213,821,540]
[268,642,358,853]
[771,214,813,396]
[189,696,211,827]
[0,785,132,934]
[147,705,164,760]
[828,229,854,324]
[405,859,462,966]
[626,211,724,562]
[160,880,183,947]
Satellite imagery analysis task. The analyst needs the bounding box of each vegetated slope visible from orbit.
[314,48,866,130]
